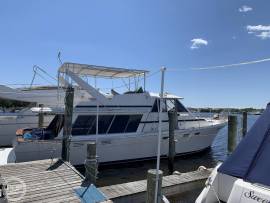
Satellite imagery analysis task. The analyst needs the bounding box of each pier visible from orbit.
[99,167,212,203]
[0,159,109,203]
[0,157,212,203]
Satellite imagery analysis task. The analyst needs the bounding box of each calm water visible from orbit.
[92,114,260,187]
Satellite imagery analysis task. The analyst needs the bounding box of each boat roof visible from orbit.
[149,92,183,99]
[59,62,149,78]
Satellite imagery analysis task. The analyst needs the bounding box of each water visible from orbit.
[93,114,260,187]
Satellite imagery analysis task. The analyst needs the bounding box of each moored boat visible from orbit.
[3,63,227,165]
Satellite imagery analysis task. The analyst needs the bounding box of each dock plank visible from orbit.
[0,159,84,203]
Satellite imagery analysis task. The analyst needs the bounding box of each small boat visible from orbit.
[196,103,270,203]
[2,63,227,165]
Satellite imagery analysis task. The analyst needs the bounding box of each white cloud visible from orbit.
[190,38,208,49]
[247,25,270,32]
[256,31,270,39]
[246,25,270,39]
[239,5,253,13]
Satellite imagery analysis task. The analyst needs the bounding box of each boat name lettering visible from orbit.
[244,191,270,203]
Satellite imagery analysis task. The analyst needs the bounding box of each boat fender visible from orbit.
[198,165,207,171]
[173,171,181,175]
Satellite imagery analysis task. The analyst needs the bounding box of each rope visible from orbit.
[167,56,270,72]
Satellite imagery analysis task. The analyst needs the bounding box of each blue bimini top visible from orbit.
[218,104,270,187]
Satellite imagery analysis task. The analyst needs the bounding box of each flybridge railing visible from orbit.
[30,65,57,88]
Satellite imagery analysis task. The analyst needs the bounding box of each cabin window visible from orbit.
[98,115,114,134]
[46,114,64,137]
[108,115,142,134]
[108,115,130,133]
[151,99,167,112]
[72,115,96,135]
[166,99,175,111]
[175,99,188,112]
[72,114,142,135]
[125,115,143,132]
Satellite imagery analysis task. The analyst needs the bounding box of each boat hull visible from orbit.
[13,123,225,165]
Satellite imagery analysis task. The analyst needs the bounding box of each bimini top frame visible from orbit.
[58,62,149,78]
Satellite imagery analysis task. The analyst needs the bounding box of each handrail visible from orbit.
[30,65,57,88]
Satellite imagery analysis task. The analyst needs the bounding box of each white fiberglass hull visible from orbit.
[13,123,225,166]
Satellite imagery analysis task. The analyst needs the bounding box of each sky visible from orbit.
[0,0,270,108]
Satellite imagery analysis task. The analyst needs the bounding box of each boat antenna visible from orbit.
[57,51,63,106]
[57,51,63,65]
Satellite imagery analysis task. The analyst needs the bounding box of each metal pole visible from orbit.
[144,72,146,91]
[96,101,99,136]
[154,67,165,203]
[57,70,60,106]
[128,77,130,91]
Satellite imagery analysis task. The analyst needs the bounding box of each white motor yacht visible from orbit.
[2,63,227,165]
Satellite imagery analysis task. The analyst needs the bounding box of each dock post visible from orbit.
[168,109,177,175]
[146,169,163,203]
[228,115,237,153]
[61,85,74,162]
[85,142,98,184]
[242,111,248,137]
[38,104,44,128]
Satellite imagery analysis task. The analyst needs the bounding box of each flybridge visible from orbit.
[57,62,151,104]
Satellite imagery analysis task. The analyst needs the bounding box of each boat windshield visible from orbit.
[151,99,188,113]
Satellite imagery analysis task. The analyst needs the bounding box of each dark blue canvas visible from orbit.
[218,104,270,186]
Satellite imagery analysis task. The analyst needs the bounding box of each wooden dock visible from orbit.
[0,159,84,202]
[0,158,212,203]
[99,168,212,203]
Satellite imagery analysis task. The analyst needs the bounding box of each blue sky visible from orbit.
[0,0,270,108]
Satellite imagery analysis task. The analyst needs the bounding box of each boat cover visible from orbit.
[218,103,270,186]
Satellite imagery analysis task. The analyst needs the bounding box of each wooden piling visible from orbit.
[242,111,248,137]
[228,115,237,153]
[38,104,44,128]
[168,110,177,175]
[84,142,98,184]
[146,169,163,203]
[61,85,74,162]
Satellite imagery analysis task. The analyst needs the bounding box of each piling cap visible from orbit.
[147,169,163,175]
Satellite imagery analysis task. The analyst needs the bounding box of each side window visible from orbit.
[125,115,142,133]
[108,115,130,133]
[151,99,158,112]
[167,99,175,111]
[72,115,96,136]
[151,99,167,112]
[72,114,142,135]
[175,99,188,112]
[98,115,114,134]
